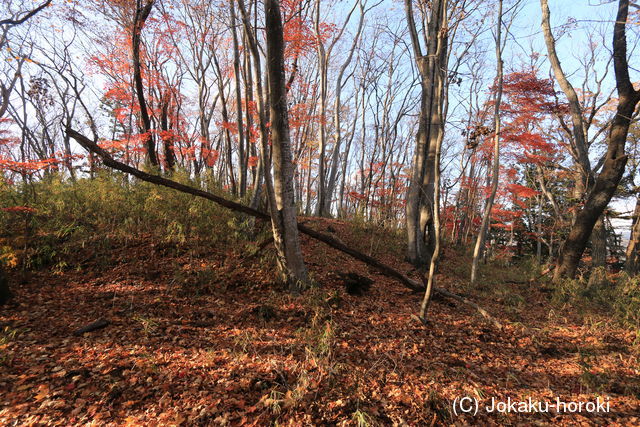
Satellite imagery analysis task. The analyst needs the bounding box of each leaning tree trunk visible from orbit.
[553,0,640,282]
[540,0,590,173]
[265,0,310,292]
[68,127,503,328]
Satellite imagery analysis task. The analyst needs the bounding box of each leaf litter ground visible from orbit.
[1,218,639,425]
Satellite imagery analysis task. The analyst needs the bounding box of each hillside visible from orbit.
[1,218,638,425]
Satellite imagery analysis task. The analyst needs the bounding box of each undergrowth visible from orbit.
[0,172,243,272]
[0,326,19,366]
[261,288,342,422]
[552,268,640,330]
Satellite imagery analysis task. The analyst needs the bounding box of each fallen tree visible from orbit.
[67,128,502,329]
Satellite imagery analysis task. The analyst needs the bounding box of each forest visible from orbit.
[1,0,640,425]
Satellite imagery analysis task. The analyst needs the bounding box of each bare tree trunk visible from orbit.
[417,0,449,318]
[213,53,238,195]
[625,195,640,274]
[470,0,503,286]
[305,148,313,215]
[553,0,640,281]
[159,96,176,171]
[265,0,310,291]
[418,2,447,318]
[536,194,542,262]
[237,0,270,214]
[230,0,247,197]
[323,0,366,216]
[540,0,590,179]
[314,4,329,217]
[132,0,158,167]
[403,0,446,268]
[312,0,362,217]
[338,115,356,217]
[239,30,262,208]
[591,215,607,268]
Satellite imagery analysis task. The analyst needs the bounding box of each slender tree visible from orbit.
[0,0,52,305]
[265,0,310,291]
[470,0,504,285]
[404,0,448,268]
[418,0,449,320]
[131,0,158,167]
[230,0,247,196]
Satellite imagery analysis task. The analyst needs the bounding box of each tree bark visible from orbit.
[230,0,247,197]
[418,0,448,319]
[264,0,310,291]
[403,0,447,268]
[553,0,640,281]
[159,95,176,171]
[591,215,607,268]
[132,0,158,167]
[625,195,640,274]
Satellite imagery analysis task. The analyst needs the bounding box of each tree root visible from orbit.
[73,318,110,336]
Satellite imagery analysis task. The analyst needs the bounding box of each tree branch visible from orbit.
[0,0,51,27]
